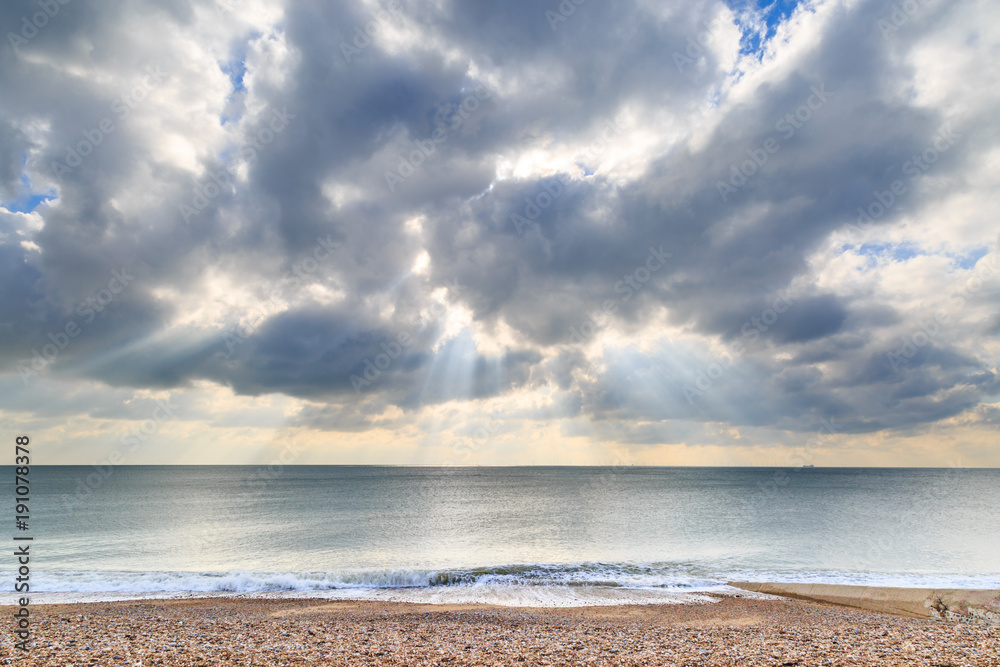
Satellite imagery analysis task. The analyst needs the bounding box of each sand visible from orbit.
[730,582,1000,623]
[3,593,999,666]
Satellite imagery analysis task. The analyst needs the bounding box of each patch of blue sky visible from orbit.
[705,89,722,109]
[723,0,801,59]
[219,48,251,125]
[949,246,988,271]
[1,171,55,213]
[850,242,925,269]
[221,57,247,93]
[846,243,988,272]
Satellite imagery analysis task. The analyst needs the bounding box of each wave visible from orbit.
[3,562,721,594]
[3,563,997,606]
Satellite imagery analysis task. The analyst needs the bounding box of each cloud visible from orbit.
[0,0,998,463]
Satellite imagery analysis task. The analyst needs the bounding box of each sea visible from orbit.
[3,466,998,607]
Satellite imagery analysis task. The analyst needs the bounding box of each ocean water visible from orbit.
[3,466,998,606]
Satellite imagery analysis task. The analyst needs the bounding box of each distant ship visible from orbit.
[802,464,815,468]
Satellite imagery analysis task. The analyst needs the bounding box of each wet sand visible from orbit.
[3,594,999,666]
[730,582,1000,623]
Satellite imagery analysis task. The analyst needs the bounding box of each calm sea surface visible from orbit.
[3,466,998,606]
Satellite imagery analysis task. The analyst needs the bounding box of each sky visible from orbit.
[1,0,998,466]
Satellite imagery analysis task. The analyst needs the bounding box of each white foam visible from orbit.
[1,585,733,608]
[311,584,729,607]
[1,565,995,607]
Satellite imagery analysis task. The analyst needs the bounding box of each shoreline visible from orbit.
[3,586,998,666]
[6,581,999,609]
[729,582,1000,624]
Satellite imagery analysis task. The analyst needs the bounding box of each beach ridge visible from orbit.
[3,590,998,665]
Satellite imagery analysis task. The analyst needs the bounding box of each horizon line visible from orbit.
[9,463,997,469]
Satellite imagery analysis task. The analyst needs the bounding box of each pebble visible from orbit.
[1,596,996,665]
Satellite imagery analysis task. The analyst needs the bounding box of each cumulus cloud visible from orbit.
[1,0,998,464]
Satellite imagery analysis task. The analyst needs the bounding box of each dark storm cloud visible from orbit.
[0,121,31,200]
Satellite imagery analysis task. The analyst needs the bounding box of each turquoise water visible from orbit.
[3,466,998,605]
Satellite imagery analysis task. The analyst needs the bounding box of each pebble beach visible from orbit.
[3,594,998,666]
